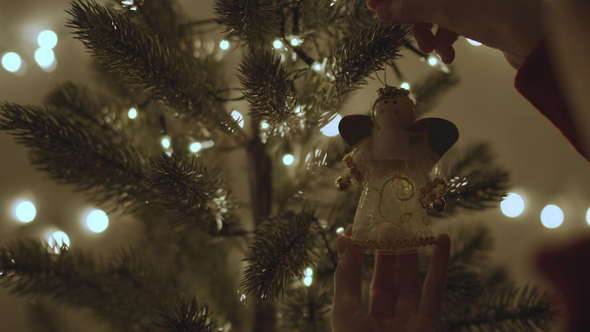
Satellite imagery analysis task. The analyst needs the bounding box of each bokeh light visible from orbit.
[161,136,171,149]
[231,110,244,128]
[15,201,36,223]
[273,40,283,49]
[34,48,55,68]
[500,193,525,218]
[303,267,313,286]
[336,227,345,235]
[219,40,230,50]
[586,207,590,226]
[466,38,482,46]
[428,55,438,66]
[540,205,564,229]
[86,210,109,233]
[128,107,137,119]
[320,114,342,137]
[400,82,410,90]
[48,231,70,253]
[37,30,58,49]
[190,142,202,153]
[2,52,22,73]
[283,154,294,165]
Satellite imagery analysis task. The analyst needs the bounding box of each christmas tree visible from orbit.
[0,0,556,331]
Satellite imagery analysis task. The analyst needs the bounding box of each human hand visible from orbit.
[366,0,545,68]
[330,226,451,332]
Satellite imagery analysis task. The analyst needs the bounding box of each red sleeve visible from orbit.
[514,40,589,162]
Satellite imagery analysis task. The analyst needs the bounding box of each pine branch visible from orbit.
[214,0,281,46]
[151,296,216,332]
[442,265,482,322]
[329,22,409,98]
[241,204,319,302]
[238,47,297,125]
[413,69,460,116]
[448,143,495,176]
[445,283,556,332]
[449,223,494,268]
[67,1,221,120]
[282,282,332,332]
[0,239,179,331]
[444,168,510,214]
[146,153,236,233]
[0,103,148,212]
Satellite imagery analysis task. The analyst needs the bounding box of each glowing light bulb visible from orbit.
[15,201,36,223]
[540,205,564,229]
[48,231,70,253]
[37,30,58,49]
[161,136,171,149]
[261,121,269,129]
[128,107,137,119]
[2,52,22,73]
[400,82,410,90]
[290,39,299,46]
[320,114,342,137]
[283,154,294,165]
[86,210,108,233]
[586,207,590,226]
[219,40,230,50]
[231,110,244,128]
[35,48,55,68]
[336,227,345,235]
[466,38,482,46]
[190,142,202,153]
[428,55,438,66]
[501,193,525,218]
[273,40,283,49]
[303,267,313,286]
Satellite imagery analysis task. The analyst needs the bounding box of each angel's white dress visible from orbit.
[348,129,438,254]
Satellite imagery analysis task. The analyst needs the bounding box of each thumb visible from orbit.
[375,0,436,24]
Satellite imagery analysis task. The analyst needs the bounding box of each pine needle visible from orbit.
[151,296,217,332]
[282,281,332,332]
[241,205,319,302]
[214,0,281,46]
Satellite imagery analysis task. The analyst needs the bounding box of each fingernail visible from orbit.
[337,236,348,257]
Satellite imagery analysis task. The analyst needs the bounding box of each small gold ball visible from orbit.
[335,176,352,192]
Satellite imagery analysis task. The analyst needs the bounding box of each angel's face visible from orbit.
[372,96,415,129]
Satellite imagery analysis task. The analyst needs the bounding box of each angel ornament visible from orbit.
[336,86,459,254]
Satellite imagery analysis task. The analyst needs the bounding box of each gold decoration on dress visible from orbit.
[418,178,448,211]
[350,235,436,251]
[335,176,352,192]
[342,154,364,185]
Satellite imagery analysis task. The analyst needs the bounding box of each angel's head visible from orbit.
[371,87,416,129]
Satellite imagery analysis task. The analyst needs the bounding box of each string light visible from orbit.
[2,52,22,73]
[190,142,202,153]
[273,40,283,49]
[303,267,313,286]
[128,107,137,119]
[283,154,294,165]
[320,114,342,137]
[427,55,438,66]
[219,40,230,50]
[400,82,410,90]
[231,110,244,128]
[336,227,345,235]
[15,201,36,223]
[86,210,109,233]
[540,205,564,229]
[37,30,58,49]
[586,207,590,226]
[161,136,171,149]
[466,38,482,46]
[260,121,269,129]
[500,193,525,218]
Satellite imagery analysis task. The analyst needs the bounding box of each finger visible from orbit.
[345,224,353,237]
[367,0,385,11]
[418,233,451,324]
[369,253,397,320]
[412,23,436,54]
[375,0,436,24]
[394,252,420,314]
[434,27,459,64]
[334,235,364,307]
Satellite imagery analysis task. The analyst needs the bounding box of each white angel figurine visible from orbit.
[336,86,459,254]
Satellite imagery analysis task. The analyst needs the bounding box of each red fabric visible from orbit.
[514,40,589,162]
